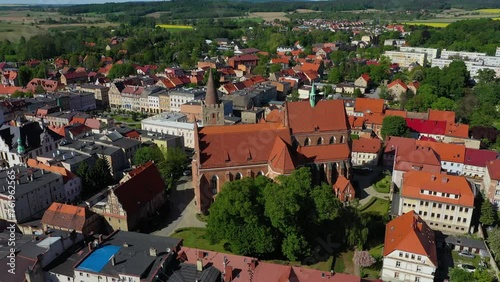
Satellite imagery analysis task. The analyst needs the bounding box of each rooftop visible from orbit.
[0,166,62,198]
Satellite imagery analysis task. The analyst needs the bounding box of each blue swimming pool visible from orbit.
[77,245,121,272]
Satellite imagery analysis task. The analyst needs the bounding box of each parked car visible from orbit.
[458,264,476,273]
[459,251,475,258]
[183,170,191,176]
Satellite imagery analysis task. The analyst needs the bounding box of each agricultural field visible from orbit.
[475,9,500,14]
[247,12,289,22]
[156,24,194,32]
[403,22,450,28]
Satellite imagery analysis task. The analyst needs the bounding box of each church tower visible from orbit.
[309,82,317,108]
[201,69,225,126]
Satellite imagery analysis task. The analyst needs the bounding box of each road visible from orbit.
[152,176,206,237]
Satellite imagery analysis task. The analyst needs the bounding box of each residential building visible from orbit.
[141,112,196,148]
[352,97,384,117]
[351,138,382,166]
[484,159,500,206]
[27,158,82,203]
[45,230,182,282]
[61,72,88,85]
[76,84,110,109]
[384,39,406,47]
[381,211,437,282]
[354,73,371,90]
[41,202,103,236]
[169,87,206,112]
[384,51,427,68]
[440,50,486,60]
[0,118,62,167]
[228,54,259,69]
[399,46,439,64]
[399,171,475,234]
[387,79,408,101]
[463,148,498,179]
[416,140,466,175]
[158,91,170,112]
[0,165,65,223]
[139,131,184,150]
[87,161,166,231]
[383,136,415,167]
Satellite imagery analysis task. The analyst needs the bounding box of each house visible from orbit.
[406,119,446,141]
[60,71,88,85]
[26,78,63,93]
[351,138,382,166]
[363,112,385,139]
[462,148,498,179]
[333,175,356,202]
[353,97,384,117]
[415,140,466,175]
[383,137,415,167]
[387,79,408,101]
[381,211,437,282]
[27,158,82,203]
[88,161,165,232]
[228,54,259,70]
[444,236,489,257]
[398,171,475,234]
[41,202,103,236]
[484,159,500,206]
[354,73,371,90]
[0,165,65,223]
[408,81,420,95]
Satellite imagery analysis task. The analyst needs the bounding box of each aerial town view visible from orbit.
[0,0,500,281]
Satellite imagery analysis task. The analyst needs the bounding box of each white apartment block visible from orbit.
[169,88,206,112]
[431,58,500,80]
[399,47,439,64]
[384,51,427,68]
[141,112,197,148]
[440,50,486,60]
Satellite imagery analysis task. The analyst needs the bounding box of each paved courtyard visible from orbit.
[152,176,206,237]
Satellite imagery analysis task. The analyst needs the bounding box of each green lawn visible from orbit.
[451,250,483,268]
[359,197,391,215]
[334,250,354,274]
[374,175,391,193]
[170,227,229,253]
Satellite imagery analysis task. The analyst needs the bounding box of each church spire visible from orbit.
[309,82,317,108]
[205,69,220,105]
[17,137,25,155]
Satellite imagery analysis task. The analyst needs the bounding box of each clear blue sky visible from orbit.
[0,0,168,4]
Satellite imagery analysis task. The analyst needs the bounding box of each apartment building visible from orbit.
[384,51,427,68]
[141,112,195,148]
[399,46,440,64]
[169,87,206,112]
[351,137,381,166]
[463,148,498,179]
[382,211,437,282]
[399,171,475,234]
[440,50,486,60]
[76,84,110,109]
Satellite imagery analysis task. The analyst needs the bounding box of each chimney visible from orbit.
[98,234,103,243]
[250,259,257,270]
[431,175,436,181]
[224,266,233,282]
[442,177,449,183]
[196,259,203,272]
[87,242,92,251]
[149,247,157,257]
[111,255,116,266]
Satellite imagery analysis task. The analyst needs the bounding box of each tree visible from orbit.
[76,162,91,197]
[431,97,456,111]
[206,176,277,257]
[269,64,281,73]
[448,267,474,282]
[88,157,114,193]
[18,66,32,86]
[480,200,497,227]
[34,85,45,94]
[107,63,136,79]
[488,228,500,262]
[476,69,496,84]
[288,89,300,102]
[353,88,364,98]
[381,116,410,139]
[134,146,164,166]
[328,67,343,84]
[157,147,187,191]
[353,250,376,268]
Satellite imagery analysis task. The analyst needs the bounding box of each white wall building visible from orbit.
[382,211,437,282]
[141,112,198,148]
[384,51,427,68]
[399,47,439,64]
[440,50,486,60]
[169,88,206,112]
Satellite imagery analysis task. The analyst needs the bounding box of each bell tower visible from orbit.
[201,69,224,126]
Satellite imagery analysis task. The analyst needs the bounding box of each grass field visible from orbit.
[156,24,193,29]
[374,175,391,193]
[359,197,391,214]
[475,9,500,14]
[170,227,229,253]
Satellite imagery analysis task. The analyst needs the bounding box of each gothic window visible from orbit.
[317,137,323,145]
[211,175,218,195]
[235,173,243,180]
[340,135,344,143]
[330,136,336,144]
[304,138,311,146]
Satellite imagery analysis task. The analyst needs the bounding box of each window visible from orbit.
[235,173,243,180]
[463,218,467,223]
[211,176,218,195]
[394,272,400,278]
[459,207,463,212]
[304,138,310,146]
[437,214,441,219]
[399,252,403,257]
[423,212,428,216]
[438,204,442,208]
[405,253,409,259]
[396,261,401,267]
[433,203,437,208]
[417,256,421,261]
[416,266,422,272]
[450,216,454,221]
[464,208,469,213]
[329,136,335,144]
[415,277,421,282]
[317,137,323,145]
[431,213,435,218]
[444,215,448,220]
[411,254,415,260]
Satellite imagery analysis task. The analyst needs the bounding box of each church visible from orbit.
[192,84,353,213]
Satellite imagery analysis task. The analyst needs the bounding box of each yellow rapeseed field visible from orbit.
[404,22,449,28]
[156,24,193,29]
[475,9,500,14]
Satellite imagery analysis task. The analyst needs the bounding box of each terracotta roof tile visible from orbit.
[428,109,455,123]
[354,98,384,114]
[41,202,90,232]
[402,171,474,207]
[388,79,408,90]
[352,138,381,154]
[464,148,498,167]
[384,211,438,266]
[445,123,469,138]
[486,159,500,180]
[415,140,466,163]
[385,109,407,118]
[299,144,350,163]
[406,118,446,135]
[268,137,299,174]
[286,100,349,134]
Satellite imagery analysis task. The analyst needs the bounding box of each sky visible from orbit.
[0,0,167,4]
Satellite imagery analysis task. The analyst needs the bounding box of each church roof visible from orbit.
[204,69,220,105]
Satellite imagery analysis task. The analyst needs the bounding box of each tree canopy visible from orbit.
[381,116,410,139]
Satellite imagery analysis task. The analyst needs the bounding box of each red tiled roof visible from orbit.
[385,109,407,118]
[300,62,321,73]
[364,112,385,125]
[333,175,355,202]
[84,118,101,130]
[0,85,23,95]
[352,138,381,153]
[464,148,498,167]
[354,98,384,114]
[487,159,500,180]
[230,54,260,62]
[41,202,89,232]
[383,211,438,266]
[428,109,455,124]
[402,171,474,207]
[384,136,416,154]
[360,73,371,82]
[445,123,469,138]
[408,81,420,90]
[268,137,299,174]
[114,161,165,213]
[266,109,285,124]
[416,140,466,163]
[299,143,350,163]
[197,122,291,168]
[394,144,442,171]
[271,57,289,64]
[406,118,446,135]
[63,71,88,80]
[27,158,77,182]
[286,100,348,134]
[388,79,407,90]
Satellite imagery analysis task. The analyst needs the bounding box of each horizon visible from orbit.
[0,0,168,4]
